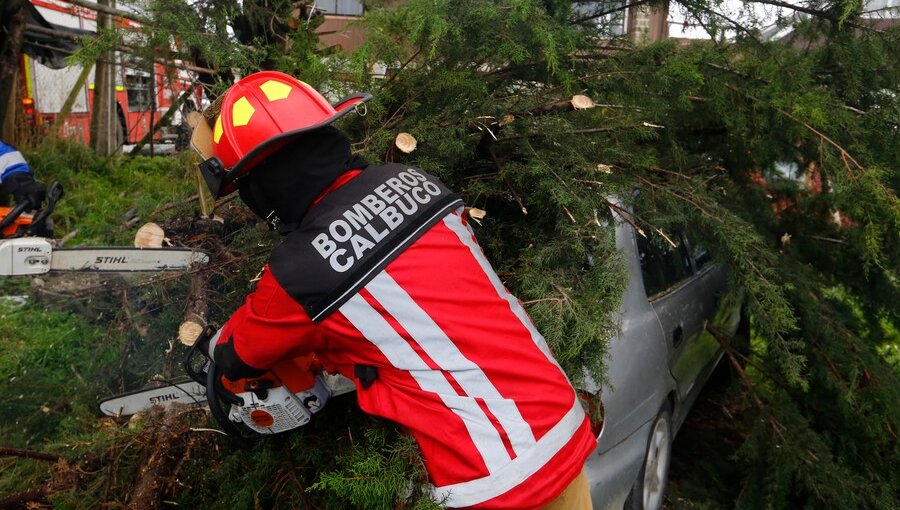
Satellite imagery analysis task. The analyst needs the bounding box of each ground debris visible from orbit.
[127,405,197,510]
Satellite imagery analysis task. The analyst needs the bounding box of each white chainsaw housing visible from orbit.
[229,377,332,434]
[0,238,52,276]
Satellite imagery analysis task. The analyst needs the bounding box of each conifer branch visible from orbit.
[488,147,528,214]
[695,3,779,50]
[570,0,651,25]
[385,47,423,84]
[0,488,49,509]
[633,174,722,221]
[521,296,567,306]
[706,324,787,437]
[721,83,866,177]
[799,234,848,245]
[749,0,885,33]
[603,199,646,238]
[498,126,618,142]
[527,98,586,116]
[0,447,63,462]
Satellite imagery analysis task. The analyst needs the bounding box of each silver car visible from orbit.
[584,214,745,510]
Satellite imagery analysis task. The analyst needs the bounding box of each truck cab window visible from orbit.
[125,74,153,111]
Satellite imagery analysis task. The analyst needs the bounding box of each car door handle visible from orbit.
[672,325,684,348]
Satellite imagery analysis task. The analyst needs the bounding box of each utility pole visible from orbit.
[89,0,119,155]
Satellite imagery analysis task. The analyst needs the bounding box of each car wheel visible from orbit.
[625,405,673,510]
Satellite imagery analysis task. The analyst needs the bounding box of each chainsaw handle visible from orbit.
[26,181,63,235]
[207,356,253,448]
[0,181,64,239]
[182,325,245,406]
[183,324,255,446]
[183,325,218,385]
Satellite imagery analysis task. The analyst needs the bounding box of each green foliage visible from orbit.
[348,0,634,387]
[311,426,439,510]
[0,301,123,498]
[21,138,196,245]
[1,1,898,509]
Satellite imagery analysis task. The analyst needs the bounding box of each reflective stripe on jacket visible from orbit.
[0,141,30,181]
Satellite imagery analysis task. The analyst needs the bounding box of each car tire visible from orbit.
[624,404,673,510]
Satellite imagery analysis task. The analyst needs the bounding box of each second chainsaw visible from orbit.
[0,182,208,276]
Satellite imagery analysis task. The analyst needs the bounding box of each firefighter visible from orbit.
[0,139,46,210]
[192,71,595,510]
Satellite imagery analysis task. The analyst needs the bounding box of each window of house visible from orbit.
[573,1,629,36]
[125,74,153,111]
[317,0,364,16]
[637,232,694,298]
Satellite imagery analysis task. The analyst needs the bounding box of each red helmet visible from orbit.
[191,71,370,197]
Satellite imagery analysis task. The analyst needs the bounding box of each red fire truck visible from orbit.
[19,0,199,147]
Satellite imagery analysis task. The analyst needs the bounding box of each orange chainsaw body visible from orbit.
[219,353,321,395]
[0,207,33,237]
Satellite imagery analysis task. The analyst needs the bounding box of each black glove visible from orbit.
[2,172,46,211]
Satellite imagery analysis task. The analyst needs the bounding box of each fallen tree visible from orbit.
[0,1,896,509]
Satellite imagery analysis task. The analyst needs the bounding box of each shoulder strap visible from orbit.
[268,164,463,322]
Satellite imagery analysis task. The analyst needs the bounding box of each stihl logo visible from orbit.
[95,256,128,264]
[149,393,181,403]
[17,247,42,253]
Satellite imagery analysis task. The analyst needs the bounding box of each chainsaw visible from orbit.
[0,181,208,276]
[100,326,355,443]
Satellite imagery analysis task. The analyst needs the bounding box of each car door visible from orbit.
[668,237,727,403]
[635,233,709,401]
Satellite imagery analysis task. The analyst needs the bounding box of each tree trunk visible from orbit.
[89,0,118,155]
[177,270,208,347]
[0,0,26,142]
[127,406,190,510]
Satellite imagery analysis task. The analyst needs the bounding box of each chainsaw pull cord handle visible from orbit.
[26,181,63,236]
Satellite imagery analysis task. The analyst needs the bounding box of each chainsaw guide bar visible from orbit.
[100,373,357,417]
[0,237,209,276]
[50,246,210,272]
[99,377,208,417]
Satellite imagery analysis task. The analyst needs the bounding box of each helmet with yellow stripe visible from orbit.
[191,71,371,197]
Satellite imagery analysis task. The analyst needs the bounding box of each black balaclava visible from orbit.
[238,125,368,234]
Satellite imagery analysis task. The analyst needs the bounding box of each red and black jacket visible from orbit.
[215,164,596,509]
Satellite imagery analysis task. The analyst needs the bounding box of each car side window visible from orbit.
[636,232,694,298]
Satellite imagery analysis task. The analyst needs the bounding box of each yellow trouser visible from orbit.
[541,470,592,510]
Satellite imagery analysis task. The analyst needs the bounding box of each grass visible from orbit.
[21,139,199,246]
[0,139,203,450]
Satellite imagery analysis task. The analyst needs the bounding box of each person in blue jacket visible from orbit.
[0,140,46,210]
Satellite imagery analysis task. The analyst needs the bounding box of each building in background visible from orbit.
[315,0,368,52]
[317,0,673,53]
